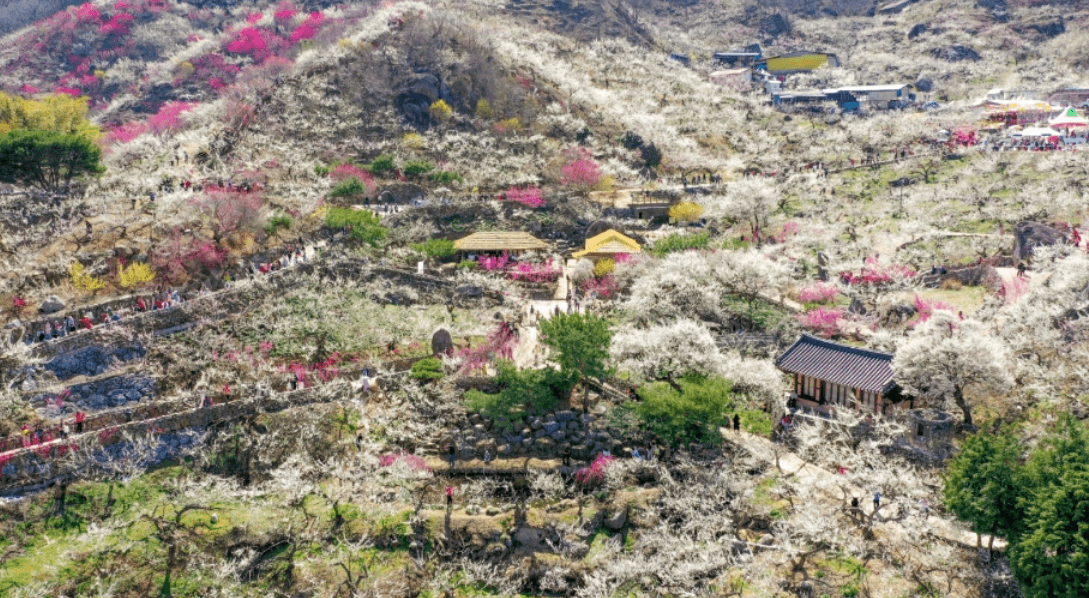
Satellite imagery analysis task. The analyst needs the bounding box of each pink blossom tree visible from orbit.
[190,189,265,244]
[797,307,845,338]
[797,282,838,305]
[504,186,545,208]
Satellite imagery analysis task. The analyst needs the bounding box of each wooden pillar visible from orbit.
[855,388,861,410]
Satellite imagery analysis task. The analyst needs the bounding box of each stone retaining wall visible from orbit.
[443,408,650,462]
[1,380,355,493]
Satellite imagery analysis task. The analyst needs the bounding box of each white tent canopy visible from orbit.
[1050,107,1089,129]
[1015,127,1061,137]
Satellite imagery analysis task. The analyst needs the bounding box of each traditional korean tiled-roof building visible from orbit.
[776,334,907,415]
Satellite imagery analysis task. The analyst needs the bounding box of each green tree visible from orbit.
[1006,417,1089,597]
[538,313,612,382]
[539,313,612,412]
[636,376,732,447]
[1010,466,1089,598]
[0,129,104,191]
[943,431,1025,546]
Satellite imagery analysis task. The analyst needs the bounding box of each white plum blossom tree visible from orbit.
[610,319,725,390]
[893,310,1014,427]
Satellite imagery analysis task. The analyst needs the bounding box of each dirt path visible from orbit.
[729,429,1006,551]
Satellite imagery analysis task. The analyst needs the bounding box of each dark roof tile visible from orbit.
[776,334,895,393]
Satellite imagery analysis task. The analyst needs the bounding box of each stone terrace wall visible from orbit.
[1,380,356,494]
[443,408,651,462]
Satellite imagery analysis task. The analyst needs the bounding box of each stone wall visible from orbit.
[29,373,156,414]
[443,408,650,461]
[41,343,147,380]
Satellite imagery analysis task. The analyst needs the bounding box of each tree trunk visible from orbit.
[665,374,683,393]
[954,388,974,427]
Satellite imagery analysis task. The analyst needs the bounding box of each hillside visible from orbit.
[2,0,1089,596]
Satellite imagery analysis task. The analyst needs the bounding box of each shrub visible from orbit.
[403,160,434,176]
[466,361,570,431]
[191,190,265,243]
[474,99,493,119]
[505,186,544,208]
[573,454,616,487]
[457,260,478,270]
[116,261,155,288]
[69,261,107,291]
[580,273,618,298]
[649,232,710,257]
[402,132,424,149]
[409,238,456,260]
[410,357,444,382]
[669,201,703,222]
[264,213,293,236]
[152,231,226,283]
[509,259,562,283]
[378,453,432,473]
[325,207,387,247]
[429,99,453,123]
[594,258,614,278]
[797,282,838,305]
[428,170,463,183]
[494,117,521,134]
[328,178,371,200]
[369,154,396,174]
[620,131,644,150]
[640,143,663,169]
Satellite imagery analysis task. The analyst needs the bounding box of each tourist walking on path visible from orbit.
[446,443,456,468]
[732,413,741,432]
[873,491,882,514]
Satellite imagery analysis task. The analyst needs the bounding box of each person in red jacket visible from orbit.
[79,314,93,330]
[136,297,147,312]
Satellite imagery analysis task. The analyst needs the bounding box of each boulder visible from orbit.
[1014,221,1067,263]
[760,13,791,37]
[604,507,628,530]
[431,328,454,356]
[456,285,483,298]
[377,182,426,204]
[914,78,934,92]
[39,295,66,314]
[931,45,981,62]
[907,23,927,39]
[513,527,546,549]
[395,72,455,127]
[1027,17,1065,38]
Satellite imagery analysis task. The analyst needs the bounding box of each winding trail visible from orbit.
[729,429,1006,552]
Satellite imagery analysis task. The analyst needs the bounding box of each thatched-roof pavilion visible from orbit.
[454,232,548,256]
